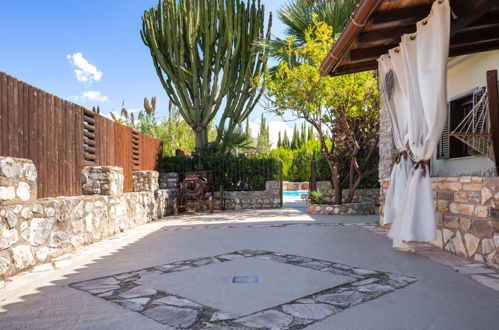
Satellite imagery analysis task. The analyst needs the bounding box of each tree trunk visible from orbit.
[328,160,342,205]
[194,128,209,150]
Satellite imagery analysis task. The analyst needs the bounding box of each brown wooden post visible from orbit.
[310,160,317,192]
[486,70,499,173]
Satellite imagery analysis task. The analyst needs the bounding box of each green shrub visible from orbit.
[270,139,379,189]
[308,184,331,204]
[162,153,279,191]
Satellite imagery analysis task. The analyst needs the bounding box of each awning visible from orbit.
[320,0,499,77]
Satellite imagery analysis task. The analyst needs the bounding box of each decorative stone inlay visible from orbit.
[71,249,416,329]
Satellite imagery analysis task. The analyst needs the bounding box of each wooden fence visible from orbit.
[0,72,163,198]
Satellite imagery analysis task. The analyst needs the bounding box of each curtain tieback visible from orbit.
[414,160,430,177]
[394,151,408,164]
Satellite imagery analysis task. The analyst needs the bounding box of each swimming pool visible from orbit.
[282,191,308,197]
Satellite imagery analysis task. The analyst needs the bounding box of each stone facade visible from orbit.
[308,202,377,216]
[0,157,37,205]
[379,176,499,269]
[0,156,177,280]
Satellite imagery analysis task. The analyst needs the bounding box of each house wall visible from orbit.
[431,50,499,177]
[380,177,499,270]
[377,51,499,268]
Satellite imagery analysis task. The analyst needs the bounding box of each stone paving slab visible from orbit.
[71,249,416,329]
[359,224,499,292]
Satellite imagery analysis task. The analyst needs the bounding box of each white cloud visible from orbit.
[69,90,109,102]
[66,52,103,84]
[249,120,294,148]
[81,91,109,102]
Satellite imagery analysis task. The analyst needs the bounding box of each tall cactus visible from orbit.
[141,0,271,150]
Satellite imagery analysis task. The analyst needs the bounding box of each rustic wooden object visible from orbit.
[173,170,221,215]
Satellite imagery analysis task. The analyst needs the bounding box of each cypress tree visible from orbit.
[282,130,290,149]
[291,123,299,149]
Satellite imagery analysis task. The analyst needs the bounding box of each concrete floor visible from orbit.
[0,199,498,329]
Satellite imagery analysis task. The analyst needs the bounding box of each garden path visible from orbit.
[0,200,498,329]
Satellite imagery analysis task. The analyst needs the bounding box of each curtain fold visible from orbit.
[378,50,412,227]
[389,0,450,243]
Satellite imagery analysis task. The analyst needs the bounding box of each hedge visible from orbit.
[162,153,280,191]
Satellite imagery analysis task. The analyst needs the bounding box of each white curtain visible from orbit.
[378,50,412,228]
[389,0,450,243]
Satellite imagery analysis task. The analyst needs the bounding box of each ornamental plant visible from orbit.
[266,17,379,204]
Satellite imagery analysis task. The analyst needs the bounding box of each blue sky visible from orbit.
[0,0,296,144]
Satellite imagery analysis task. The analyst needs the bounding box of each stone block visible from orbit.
[458,204,475,217]
[452,231,466,257]
[474,206,489,218]
[481,187,494,205]
[12,245,35,270]
[0,157,37,205]
[437,200,449,212]
[442,214,459,229]
[438,182,462,191]
[471,177,484,183]
[481,238,495,255]
[463,233,480,257]
[462,183,483,192]
[459,217,472,232]
[449,202,459,214]
[470,220,494,238]
[132,171,159,192]
[459,176,472,183]
[82,166,124,196]
[437,190,454,201]
[483,177,499,187]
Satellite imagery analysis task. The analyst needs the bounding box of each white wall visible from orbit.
[431,50,498,177]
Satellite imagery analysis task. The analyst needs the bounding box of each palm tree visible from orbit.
[261,0,358,64]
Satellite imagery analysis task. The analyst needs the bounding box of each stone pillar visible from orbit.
[81,166,124,196]
[132,171,159,192]
[0,157,37,205]
[265,180,281,206]
[159,172,179,189]
[378,78,395,180]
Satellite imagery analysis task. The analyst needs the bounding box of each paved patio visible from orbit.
[0,199,498,329]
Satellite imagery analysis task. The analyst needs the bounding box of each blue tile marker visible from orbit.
[231,276,259,283]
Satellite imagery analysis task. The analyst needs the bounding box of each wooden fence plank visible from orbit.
[75,105,84,195]
[0,73,4,155]
[0,72,163,197]
[22,83,30,159]
[2,74,8,156]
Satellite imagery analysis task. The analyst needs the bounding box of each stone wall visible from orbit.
[0,157,177,280]
[159,172,179,189]
[315,182,379,205]
[308,202,376,216]
[282,181,309,191]
[216,181,281,210]
[379,176,499,269]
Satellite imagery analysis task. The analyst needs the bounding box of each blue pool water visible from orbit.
[283,191,308,197]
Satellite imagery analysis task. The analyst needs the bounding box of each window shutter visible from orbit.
[437,102,450,159]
